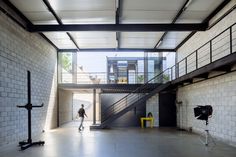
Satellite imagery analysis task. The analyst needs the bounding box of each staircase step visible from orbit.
[90,124,103,130]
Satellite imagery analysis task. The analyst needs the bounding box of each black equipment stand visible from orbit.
[17,71,45,150]
[199,120,215,146]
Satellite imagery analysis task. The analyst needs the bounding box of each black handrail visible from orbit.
[60,72,158,84]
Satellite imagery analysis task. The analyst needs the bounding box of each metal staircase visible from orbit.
[90,68,172,129]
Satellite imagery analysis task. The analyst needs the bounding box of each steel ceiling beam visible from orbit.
[27,23,207,32]
[175,0,231,51]
[42,0,62,24]
[1,0,32,29]
[1,0,58,50]
[115,0,122,24]
[116,0,122,49]
[57,48,175,53]
[153,0,191,48]
[2,0,231,52]
[42,0,80,50]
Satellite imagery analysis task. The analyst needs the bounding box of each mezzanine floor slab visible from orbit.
[1,121,236,157]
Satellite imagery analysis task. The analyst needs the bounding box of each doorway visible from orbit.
[72,90,101,124]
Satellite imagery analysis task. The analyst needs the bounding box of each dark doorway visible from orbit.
[101,93,146,127]
[159,92,176,127]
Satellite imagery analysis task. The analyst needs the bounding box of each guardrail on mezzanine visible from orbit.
[59,72,161,84]
[172,22,236,80]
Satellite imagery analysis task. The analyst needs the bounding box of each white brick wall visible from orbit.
[146,94,159,127]
[176,3,236,146]
[177,71,236,146]
[0,12,57,148]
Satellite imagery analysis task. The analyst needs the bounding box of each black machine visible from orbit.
[194,105,214,146]
[194,105,213,125]
[17,71,45,150]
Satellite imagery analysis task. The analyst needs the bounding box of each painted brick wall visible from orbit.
[0,12,57,148]
[177,71,236,146]
[176,2,236,146]
[146,94,159,127]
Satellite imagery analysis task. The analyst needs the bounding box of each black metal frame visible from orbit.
[1,0,231,53]
[17,71,45,150]
[0,0,59,50]
[175,0,231,51]
[116,0,122,49]
[154,0,191,48]
[58,48,175,53]
[1,0,32,28]
[42,0,80,50]
[27,23,207,32]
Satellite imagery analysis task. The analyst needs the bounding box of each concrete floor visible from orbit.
[1,121,236,157]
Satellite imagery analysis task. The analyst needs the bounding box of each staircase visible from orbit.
[90,68,172,129]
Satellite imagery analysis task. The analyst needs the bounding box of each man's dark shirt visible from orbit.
[78,108,85,118]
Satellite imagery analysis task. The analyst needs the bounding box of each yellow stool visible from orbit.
[140,117,154,128]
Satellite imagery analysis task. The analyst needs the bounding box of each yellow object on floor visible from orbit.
[140,117,154,128]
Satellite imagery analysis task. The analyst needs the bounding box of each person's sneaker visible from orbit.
[78,128,82,131]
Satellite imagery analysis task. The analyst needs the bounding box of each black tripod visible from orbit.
[200,120,215,146]
[17,71,45,150]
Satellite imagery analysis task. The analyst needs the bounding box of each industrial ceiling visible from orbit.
[0,0,230,52]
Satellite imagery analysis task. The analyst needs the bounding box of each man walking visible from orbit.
[78,104,87,131]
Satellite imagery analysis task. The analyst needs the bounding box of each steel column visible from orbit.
[93,88,96,125]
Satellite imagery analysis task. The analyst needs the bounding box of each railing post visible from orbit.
[176,63,179,78]
[168,68,171,81]
[171,67,173,81]
[230,27,232,54]
[196,50,198,70]
[210,40,212,63]
[185,58,187,75]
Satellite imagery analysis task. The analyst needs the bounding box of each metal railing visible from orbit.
[101,22,236,123]
[60,72,161,84]
[173,22,236,79]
